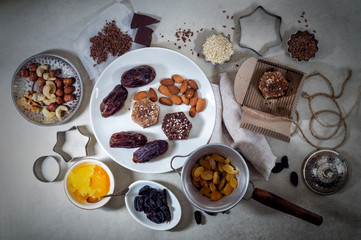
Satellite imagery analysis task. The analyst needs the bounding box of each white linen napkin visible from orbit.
[210,72,277,180]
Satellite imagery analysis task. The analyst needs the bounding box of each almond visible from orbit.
[168,85,180,95]
[185,88,194,98]
[189,106,196,118]
[188,79,199,90]
[193,90,198,99]
[172,74,185,83]
[133,91,147,101]
[159,97,173,106]
[181,94,190,105]
[148,88,158,102]
[196,98,206,112]
[169,95,182,105]
[190,96,198,106]
[158,85,171,96]
[160,78,174,86]
[180,80,188,93]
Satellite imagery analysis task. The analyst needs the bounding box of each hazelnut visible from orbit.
[64,86,75,95]
[56,96,63,105]
[63,94,74,102]
[28,63,37,72]
[47,102,58,112]
[37,77,46,85]
[55,78,63,88]
[49,70,57,78]
[20,69,29,78]
[38,84,45,93]
[56,88,64,97]
[63,78,74,86]
[29,71,38,82]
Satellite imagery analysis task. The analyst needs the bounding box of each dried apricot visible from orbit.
[230,177,238,188]
[199,159,211,170]
[210,190,223,201]
[190,153,239,201]
[213,171,220,185]
[201,171,213,181]
[193,166,204,178]
[221,183,234,195]
[212,153,225,162]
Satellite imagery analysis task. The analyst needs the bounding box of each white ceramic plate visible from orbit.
[125,180,181,231]
[90,47,216,173]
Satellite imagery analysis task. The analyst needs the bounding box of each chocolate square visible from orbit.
[134,27,153,47]
[131,13,159,29]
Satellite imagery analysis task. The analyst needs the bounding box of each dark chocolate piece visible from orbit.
[131,13,159,29]
[134,27,153,47]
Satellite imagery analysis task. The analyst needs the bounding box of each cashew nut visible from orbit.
[45,81,56,94]
[36,65,48,77]
[42,107,56,118]
[43,72,56,81]
[32,93,46,102]
[43,85,56,99]
[55,105,68,119]
[42,97,56,105]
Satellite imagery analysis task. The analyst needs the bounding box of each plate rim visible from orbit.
[89,47,216,173]
[11,52,84,126]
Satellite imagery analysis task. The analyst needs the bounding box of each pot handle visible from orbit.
[252,188,323,226]
[170,153,192,176]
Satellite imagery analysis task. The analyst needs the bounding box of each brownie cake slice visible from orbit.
[161,112,192,140]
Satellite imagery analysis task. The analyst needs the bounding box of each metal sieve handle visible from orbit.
[170,152,192,176]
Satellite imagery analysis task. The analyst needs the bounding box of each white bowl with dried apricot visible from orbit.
[180,144,249,213]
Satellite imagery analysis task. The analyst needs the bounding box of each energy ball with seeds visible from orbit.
[131,98,160,128]
[259,71,289,99]
[162,112,192,140]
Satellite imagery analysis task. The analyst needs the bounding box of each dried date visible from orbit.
[132,140,168,163]
[100,84,128,117]
[109,131,147,148]
[121,65,156,88]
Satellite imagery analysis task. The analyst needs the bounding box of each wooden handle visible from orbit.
[252,188,323,226]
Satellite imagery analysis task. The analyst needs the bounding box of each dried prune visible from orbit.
[134,196,143,212]
[271,162,284,173]
[281,156,289,168]
[139,185,151,195]
[109,131,147,148]
[194,211,202,225]
[100,84,128,117]
[133,140,168,163]
[290,171,298,186]
[160,205,171,221]
[134,185,171,224]
[121,65,156,88]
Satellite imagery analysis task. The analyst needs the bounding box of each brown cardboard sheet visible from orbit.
[234,57,305,142]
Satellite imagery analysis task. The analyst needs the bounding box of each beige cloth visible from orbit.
[210,72,277,180]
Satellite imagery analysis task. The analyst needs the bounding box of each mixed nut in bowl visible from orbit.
[64,158,115,210]
[11,53,83,126]
[180,144,249,213]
